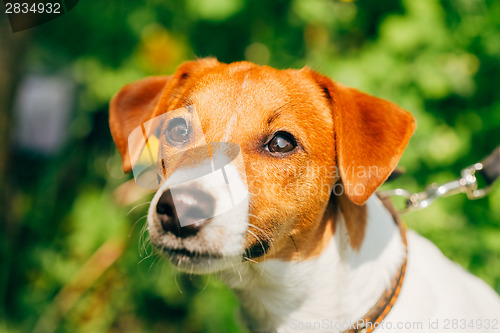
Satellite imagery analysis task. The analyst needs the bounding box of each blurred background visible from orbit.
[1,0,500,332]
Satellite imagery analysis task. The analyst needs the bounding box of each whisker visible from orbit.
[128,201,152,215]
[147,244,165,270]
[289,235,299,259]
[174,271,183,294]
[243,256,258,264]
[137,223,146,252]
[247,214,275,257]
[230,263,243,283]
[138,251,156,264]
[198,275,211,294]
[247,221,273,244]
[246,229,266,260]
[129,214,147,237]
[149,254,162,270]
[237,267,243,282]
[139,223,150,257]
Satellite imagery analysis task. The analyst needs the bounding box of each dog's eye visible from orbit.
[166,118,189,145]
[266,132,297,154]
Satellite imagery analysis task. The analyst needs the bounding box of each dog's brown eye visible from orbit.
[267,132,297,154]
[166,118,189,145]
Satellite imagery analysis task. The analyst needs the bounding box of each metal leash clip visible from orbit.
[380,145,500,214]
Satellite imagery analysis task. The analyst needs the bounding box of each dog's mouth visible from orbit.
[151,236,272,273]
[156,236,271,263]
[155,244,243,273]
[159,246,222,259]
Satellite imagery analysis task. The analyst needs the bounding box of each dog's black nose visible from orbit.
[156,188,215,237]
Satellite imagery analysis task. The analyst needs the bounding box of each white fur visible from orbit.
[217,196,408,333]
[383,231,500,333]
[216,196,500,332]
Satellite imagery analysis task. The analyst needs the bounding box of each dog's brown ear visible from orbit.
[109,58,221,173]
[109,76,171,172]
[309,71,415,205]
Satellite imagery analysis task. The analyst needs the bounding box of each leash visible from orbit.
[380,145,500,214]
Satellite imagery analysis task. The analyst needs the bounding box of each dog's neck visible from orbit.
[218,195,406,333]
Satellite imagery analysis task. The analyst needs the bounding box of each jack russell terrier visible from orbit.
[109,58,500,333]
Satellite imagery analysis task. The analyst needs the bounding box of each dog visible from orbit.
[109,58,500,333]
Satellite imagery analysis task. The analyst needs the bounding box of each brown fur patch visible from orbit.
[269,194,338,261]
[336,192,367,251]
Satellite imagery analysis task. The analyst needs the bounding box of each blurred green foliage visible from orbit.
[1,0,499,332]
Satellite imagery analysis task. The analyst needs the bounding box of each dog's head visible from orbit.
[110,58,415,273]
